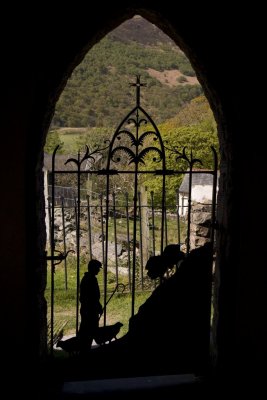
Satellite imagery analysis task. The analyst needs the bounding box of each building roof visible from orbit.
[179,171,219,193]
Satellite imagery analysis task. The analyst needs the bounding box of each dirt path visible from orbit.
[147,68,198,87]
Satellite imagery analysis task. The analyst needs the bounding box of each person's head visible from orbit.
[145,255,164,279]
[162,244,185,268]
[88,259,102,275]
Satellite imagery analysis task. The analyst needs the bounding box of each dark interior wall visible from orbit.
[1,1,266,391]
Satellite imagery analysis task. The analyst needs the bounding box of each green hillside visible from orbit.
[52,16,202,128]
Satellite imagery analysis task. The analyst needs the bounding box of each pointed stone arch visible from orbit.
[32,6,232,376]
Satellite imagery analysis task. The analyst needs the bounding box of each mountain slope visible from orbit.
[52,16,202,129]
[108,15,175,45]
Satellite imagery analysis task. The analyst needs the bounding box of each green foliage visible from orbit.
[179,62,195,76]
[51,18,200,129]
[75,127,111,152]
[140,96,219,205]
[161,95,216,129]
[44,130,64,154]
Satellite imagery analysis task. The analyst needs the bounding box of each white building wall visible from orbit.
[191,185,213,202]
[178,185,214,217]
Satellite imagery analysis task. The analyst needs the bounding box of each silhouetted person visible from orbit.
[88,243,213,377]
[128,244,185,340]
[127,242,213,373]
[78,259,103,352]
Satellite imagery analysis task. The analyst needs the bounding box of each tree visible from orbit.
[44,130,64,154]
[140,96,219,205]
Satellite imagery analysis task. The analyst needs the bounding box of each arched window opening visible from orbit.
[44,15,219,380]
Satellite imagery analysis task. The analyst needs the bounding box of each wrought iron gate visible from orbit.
[47,76,218,356]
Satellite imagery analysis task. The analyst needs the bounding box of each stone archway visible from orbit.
[32,6,232,374]
[4,4,267,397]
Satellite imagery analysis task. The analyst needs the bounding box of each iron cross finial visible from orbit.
[130,75,146,106]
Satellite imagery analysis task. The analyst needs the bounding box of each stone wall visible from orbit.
[190,202,213,249]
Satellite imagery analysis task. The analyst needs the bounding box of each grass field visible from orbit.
[45,204,187,341]
[45,258,155,339]
[58,128,84,153]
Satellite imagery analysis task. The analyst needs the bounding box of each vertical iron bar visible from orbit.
[125,192,131,291]
[136,103,167,284]
[61,196,68,291]
[86,195,92,260]
[210,147,218,248]
[165,205,169,278]
[150,191,156,256]
[112,192,119,287]
[150,191,157,289]
[176,189,181,244]
[160,180,166,257]
[50,146,59,355]
[75,152,81,336]
[165,205,168,248]
[159,162,166,287]
[104,183,110,327]
[158,148,166,264]
[100,190,108,327]
[48,196,52,254]
[99,194,105,268]
[131,108,139,317]
[74,198,78,232]
[186,167,193,255]
[138,191,144,290]
[50,186,55,354]
[206,147,218,369]
[74,197,78,334]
